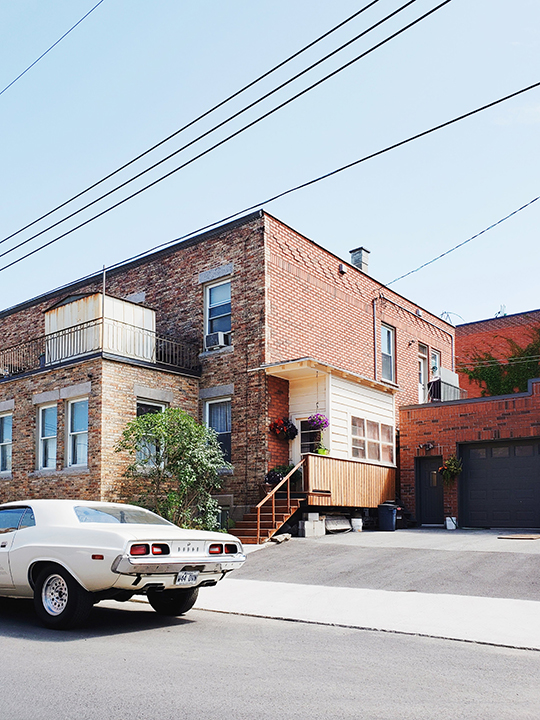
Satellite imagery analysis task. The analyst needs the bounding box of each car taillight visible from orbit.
[209,543,223,554]
[130,544,150,556]
[224,544,238,554]
[151,544,170,555]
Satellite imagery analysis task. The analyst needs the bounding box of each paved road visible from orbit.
[1,597,539,719]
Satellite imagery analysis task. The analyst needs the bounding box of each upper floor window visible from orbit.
[431,349,441,377]
[136,400,165,465]
[39,405,57,470]
[206,281,231,337]
[206,399,231,463]
[381,324,395,382]
[0,414,12,473]
[68,399,88,467]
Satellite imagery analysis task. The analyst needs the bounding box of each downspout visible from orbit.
[372,297,378,381]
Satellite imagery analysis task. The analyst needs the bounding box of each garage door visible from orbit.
[460,440,540,528]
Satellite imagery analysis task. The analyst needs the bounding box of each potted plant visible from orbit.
[269,418,298,440]
[307,413,330,431]
[316,443,329,455]
[438,455,463,485]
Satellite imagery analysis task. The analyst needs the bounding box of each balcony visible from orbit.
[0,317,201,379]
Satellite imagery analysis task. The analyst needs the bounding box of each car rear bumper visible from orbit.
[111,554,246,576]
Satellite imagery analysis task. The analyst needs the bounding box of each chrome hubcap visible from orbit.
[42,574,69,616]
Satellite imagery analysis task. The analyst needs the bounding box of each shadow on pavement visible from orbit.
[0,596,194,642]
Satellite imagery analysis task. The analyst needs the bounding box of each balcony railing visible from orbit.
[0,318,201,378]
[425,378,467,403]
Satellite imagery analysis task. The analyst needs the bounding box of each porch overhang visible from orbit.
[253,357,397,395]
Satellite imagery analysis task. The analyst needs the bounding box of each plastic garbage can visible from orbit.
[378,503,397,531]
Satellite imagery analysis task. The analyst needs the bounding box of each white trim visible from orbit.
[204,278,232,339]
[38,403,57,470]
[67,398,89,468]
[0,412,12,474]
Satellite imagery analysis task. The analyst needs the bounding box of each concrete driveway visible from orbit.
[197,528,540,650]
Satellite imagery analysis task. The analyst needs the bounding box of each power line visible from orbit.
[0,0,426,258]
[387,196,540,286]
[2,77,538,277]
[0,0,452,266]
[0,0,106,97]
[1,0,383,245]
[456,354,540,369]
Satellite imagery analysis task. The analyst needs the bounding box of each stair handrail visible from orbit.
[255,459,304,544]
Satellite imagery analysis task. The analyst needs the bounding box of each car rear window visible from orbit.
[74,506,171,525]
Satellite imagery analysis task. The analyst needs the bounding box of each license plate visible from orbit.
[176,571,199,586]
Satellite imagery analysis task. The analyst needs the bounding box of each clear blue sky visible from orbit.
[0,0,538,323]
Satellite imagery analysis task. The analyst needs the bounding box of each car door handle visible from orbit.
[0,542,7,548]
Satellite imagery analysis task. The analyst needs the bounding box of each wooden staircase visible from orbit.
[229,459,305,545]
[231,497,303,545]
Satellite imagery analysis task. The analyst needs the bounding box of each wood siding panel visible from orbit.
[305,454,395,507]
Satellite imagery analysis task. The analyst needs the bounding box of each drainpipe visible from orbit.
[372,297,378,381]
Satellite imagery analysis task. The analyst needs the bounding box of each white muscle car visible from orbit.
[0,499,245,629]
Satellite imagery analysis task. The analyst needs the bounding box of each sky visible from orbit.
[0,0,538,323]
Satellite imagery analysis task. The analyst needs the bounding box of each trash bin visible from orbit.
[378,503,397,531]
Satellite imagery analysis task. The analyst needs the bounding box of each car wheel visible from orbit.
[147,587,199,616]
[34,565,94,630]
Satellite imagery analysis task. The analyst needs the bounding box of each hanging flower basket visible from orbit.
[307,413,329,431]
[439,455,463,485]
[269,417,298,440]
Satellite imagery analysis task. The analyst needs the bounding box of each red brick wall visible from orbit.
[456,310,540,398]
[266,375,290,470]
[264,214,454,414]
[399,379,540,521]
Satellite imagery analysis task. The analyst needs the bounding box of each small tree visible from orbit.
[116,408,230,530]
[463,328,540,397]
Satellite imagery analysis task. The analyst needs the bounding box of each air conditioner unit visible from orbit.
[205,332,229,350]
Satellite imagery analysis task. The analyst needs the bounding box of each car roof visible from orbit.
[0,499,139,509]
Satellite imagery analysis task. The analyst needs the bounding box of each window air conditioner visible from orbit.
[205,332,229,350]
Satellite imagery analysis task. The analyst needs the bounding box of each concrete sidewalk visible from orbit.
[197,576,540,650]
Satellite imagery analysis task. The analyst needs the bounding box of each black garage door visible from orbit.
[460,440,540,528]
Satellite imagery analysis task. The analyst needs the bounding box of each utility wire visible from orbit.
[456,354,540,369]
[0,0,425,258]
[387,195,540,286]
[1,77,538,277]
[0,0,106,97]
[0,0,450,263]
[1,0,383,245]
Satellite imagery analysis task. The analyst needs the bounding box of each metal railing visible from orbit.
[426,379,467,402]
[255,459,304,545]
[0,317,201,378]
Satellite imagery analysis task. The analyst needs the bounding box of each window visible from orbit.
[0,507,26,533]
[0,414,12,473]
[381,325,395,382]
[351,416,394,464]
[300,420,321,454]
[206,280,231,337]
[39,405,57,470]
[136,401,165,465]
[431,349,441,377]
[206,399,231,463]
[68,399,88,467]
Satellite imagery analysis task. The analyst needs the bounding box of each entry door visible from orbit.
[417,456,444,525]
[418,344,428,403]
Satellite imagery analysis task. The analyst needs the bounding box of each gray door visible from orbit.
[460,440,540,528]
[417,456,444,525]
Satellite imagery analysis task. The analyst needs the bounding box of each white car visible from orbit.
[0,499,245,629]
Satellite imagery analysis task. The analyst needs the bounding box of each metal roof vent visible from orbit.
[349,247,370,274]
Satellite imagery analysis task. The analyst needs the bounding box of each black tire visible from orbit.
[147,587,199,616]
[33,564,94,630]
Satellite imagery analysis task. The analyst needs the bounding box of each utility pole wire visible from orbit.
[0,0,450,263]
[0,0,383,245]
[386,195,540,286]
[1,77,538,276]
[0,0,106,97]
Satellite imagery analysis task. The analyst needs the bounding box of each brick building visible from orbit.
[400,379,540,529]
[456,309,540,398]
[0,211,457,522]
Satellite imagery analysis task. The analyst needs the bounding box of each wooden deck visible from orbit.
[303,454,395,507]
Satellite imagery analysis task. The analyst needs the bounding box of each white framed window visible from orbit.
[39,404,57,470]
[381,324,395,382]
[351,416,394,464]
[205,398,231,463]
[205,280,231,337]
[431,349,441,377]
[68,399,88,467]
[0,413,12,473]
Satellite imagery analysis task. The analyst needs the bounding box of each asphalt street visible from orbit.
[1,596,539,720]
